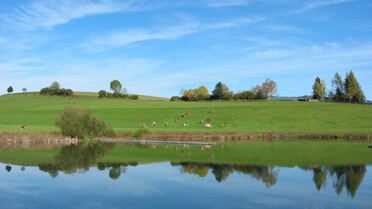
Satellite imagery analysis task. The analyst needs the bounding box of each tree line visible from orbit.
[172,78,278,101]
[98,80,138,100]
[312,70,365,103]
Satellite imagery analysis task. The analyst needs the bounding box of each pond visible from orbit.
[1,141,372,209]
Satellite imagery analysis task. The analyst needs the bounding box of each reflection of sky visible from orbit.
[0,163,371,209]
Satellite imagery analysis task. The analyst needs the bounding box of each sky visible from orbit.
[0,0,371,99]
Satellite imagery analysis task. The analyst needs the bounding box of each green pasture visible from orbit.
[1,141,372,166]
[0,94,371,134]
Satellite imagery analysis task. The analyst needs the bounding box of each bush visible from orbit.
[40,87,73,96]
[170,96,181,101]
[133,129,150,139]
[55,106,115,138]
[234,91,255,100]
[98,90,107,98]
[129,95,139,100]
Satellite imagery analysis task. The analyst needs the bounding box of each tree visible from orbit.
[98,90,107,98]
[193,86,210,100]
[261,78,278,99]
[211,82,233,100]
[344,71,365,103]
[313,77,321,99]
[110,80,122,94]
[7,86,13,94]
[50,81,60,91]
[251,85,264,99]
[332,73,344,101]
[22,87,27,95]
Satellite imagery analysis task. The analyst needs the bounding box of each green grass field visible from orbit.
[0,94,371,134]
[1,141,372,166]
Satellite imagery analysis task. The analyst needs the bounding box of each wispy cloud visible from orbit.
[295,0,356,13]
[0,0,160,31]
[82,17,264,52]
[204,0,250,7]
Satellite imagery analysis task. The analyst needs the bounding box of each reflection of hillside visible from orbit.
[299,165,367,198]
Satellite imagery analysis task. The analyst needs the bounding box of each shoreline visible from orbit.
[1,131,371,142]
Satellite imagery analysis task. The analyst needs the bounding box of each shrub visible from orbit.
[133,128,150,139]
[98,90,107,98]
[170,96,181,101]
[55,106,115,138]
[129,95,139,100]
[234,91,255,100]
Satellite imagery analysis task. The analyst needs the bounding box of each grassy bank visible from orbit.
[1,141,372,166]
[0,95,371,135]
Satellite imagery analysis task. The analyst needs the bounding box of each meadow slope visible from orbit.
[0,95,371,134]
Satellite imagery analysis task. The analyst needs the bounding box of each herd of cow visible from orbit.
[139,110,224,129]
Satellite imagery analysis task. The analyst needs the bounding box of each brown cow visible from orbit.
[165,122,168,126]
[186,112,191,115]
[206,118,211,122]
[209,110,214,114]
[20,125,27,129]
[152,122,157,127]
[139,124,147,128]
[199,120,205,124]
[221,123,224,127]
[175,118,179,122]
[183,123,190,126]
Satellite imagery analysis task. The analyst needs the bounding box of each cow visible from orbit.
[165,122,168,126]
[183,123,190,126]
[185,112,192,116]
[152,122,157,127]
[175,118,179,122]
[181,114,185,118]
[199,120,205,124]
[139,124,147,128]
[206,118,211,122]
[209,110,214,114]
[221,123,224,127]
[20,125,27,129]
[204,123,212,128]
[204,145,211,150]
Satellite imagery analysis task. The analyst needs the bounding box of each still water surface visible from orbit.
[0,142,371,209]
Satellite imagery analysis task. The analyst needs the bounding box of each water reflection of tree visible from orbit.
[299,165,367,198]
[329,165,366,198]
[172,162,278,187]
[38,142,114,178]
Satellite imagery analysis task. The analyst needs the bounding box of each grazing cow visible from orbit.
[206,118,211,122]
[204,123,212,128]
[209,110,214,114]
[221,123,224,127]
[183,123,190,126]
[181,114,185,118]
[165,122,168,126]
[175,118,179,122]
[20,125,27,129]
[204,145,211,150]
[186,112,191,116]
[139,124,147,128]
[199,120,205,124]
[152,122,157,127]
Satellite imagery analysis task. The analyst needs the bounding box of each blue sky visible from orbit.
[0,0,371,99]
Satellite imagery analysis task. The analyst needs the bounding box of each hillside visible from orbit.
[0,95,371,134]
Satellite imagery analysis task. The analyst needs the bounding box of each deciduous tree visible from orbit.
[110,80,122,94]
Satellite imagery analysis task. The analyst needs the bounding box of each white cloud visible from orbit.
[0,0,157,31]
[295,0,357,13]
[82,17,264,52]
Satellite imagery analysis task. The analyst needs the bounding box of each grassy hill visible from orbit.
[0,94,371,134]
